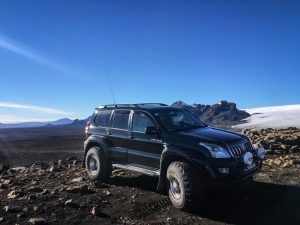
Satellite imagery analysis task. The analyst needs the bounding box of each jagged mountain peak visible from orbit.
[172,100,250,126]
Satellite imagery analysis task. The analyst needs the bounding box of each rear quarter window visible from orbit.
[94,110,112,127]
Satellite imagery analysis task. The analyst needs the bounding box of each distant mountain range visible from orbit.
[2,101,299,129]
[0,118,74,129]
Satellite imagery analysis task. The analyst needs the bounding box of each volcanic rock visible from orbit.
[17,212,27,219]
[4,205,22,213]
[28,217,48,225]
[7,190,18,199]
[91,206,109,218]
[65,199,80,209]
[71,177,83,183]
[242,128,300,155]
[28,186,44,193]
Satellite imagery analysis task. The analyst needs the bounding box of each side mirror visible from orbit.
[145,126,160,135]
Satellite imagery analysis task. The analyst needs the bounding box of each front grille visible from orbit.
[228,141,253,157]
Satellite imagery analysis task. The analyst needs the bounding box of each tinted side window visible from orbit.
[95,110,112,127]
[132,112,155,133]
[111,111,130,130]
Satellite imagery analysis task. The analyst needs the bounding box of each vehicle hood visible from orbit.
[176,127,245,146]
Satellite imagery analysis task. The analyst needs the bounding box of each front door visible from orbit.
[127,111,163,169]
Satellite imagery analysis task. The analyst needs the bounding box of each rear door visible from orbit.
[127,110,163,169]
[105,109,130,163]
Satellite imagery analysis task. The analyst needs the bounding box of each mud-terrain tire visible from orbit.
[166,161,201,211]
[85,146,111,182]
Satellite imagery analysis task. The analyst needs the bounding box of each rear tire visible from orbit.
[85,146,111,182]
[166,161,202,211]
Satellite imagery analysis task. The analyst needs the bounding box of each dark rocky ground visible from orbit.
[0,126,300,225]
[0,126,85,166]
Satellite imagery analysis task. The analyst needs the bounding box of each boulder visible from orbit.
[28,217,48,225]
[2,179,12,185]
[57,160,63,170]
[273,158,282,166]
[91,206,109,218]
[291,146,299,153]
[65,199,80,209]
[3,205,22,213]
[17,212,27,219]
[283,136,299,145]
[7,190,18,199]
[71,177,83,183]
[28,186,44,193]
[293,160,300,165]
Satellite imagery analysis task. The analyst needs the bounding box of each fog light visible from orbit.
[243,152,253,166]
[218,168,229,174]
[257,146,265,160]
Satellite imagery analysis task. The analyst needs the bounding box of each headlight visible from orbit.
[256,146,265,160]
[199,142,231,158]
[243,152,254,165]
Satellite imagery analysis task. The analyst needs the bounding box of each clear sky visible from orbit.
[0,0,299,122]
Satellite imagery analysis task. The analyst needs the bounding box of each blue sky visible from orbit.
[0,0,299,122]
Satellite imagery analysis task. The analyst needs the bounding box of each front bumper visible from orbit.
[212,159,262,184]
[194,156,263,184]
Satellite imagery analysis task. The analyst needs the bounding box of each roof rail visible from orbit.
[97,103,168,109]
[135,103,168,106]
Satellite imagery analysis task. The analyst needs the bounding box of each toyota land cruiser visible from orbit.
[84,103,265,210]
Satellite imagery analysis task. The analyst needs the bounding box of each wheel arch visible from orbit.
[157,149,210,192]
[83,136,108,166]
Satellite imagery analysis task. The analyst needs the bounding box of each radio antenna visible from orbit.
[105,67,116,104]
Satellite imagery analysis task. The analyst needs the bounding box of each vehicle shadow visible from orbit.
[109,174,159,192]
[195,181,300,225]
[110,174,300,225]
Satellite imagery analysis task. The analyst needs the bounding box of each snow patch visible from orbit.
[233,104,300,129]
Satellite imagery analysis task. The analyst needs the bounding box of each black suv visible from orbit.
[84,103,265,210]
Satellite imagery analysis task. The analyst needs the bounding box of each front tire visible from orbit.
[166,161,201,211]
[85,146,111,182]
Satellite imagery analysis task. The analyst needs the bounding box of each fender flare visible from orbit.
[83,135,111,164]
[157,144,213,192]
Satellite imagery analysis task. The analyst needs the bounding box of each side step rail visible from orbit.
[112,163,160,177]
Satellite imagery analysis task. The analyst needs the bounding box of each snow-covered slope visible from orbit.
[233,104,300,129]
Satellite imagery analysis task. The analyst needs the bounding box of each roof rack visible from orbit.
[135,103,168,107]
[97,103,168,109]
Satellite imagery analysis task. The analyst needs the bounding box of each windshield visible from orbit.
[153,109,206,132]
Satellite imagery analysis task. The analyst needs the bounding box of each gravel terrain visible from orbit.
[0,126,300,225]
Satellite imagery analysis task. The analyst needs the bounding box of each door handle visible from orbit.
[106,130,112,135]
[129,134,135,139]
